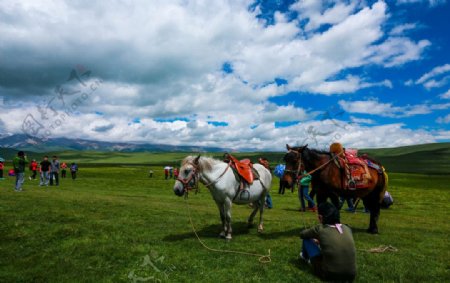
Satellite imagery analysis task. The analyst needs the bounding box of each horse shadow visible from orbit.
[163,222,251,242]
[163,222,306,242]
[257,227,302,239]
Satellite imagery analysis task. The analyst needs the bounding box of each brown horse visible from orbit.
[282,144,388,234]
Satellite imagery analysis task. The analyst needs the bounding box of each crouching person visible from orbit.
[299,202,356,282]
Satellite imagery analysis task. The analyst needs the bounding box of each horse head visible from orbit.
[282,144,307,188]
[173,155,200,197]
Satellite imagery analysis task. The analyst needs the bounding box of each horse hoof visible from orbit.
[367,228,378,234]
[225,234,232,240]
[247,222,254,228]
[257,225,264,233]
[219,231,226,238]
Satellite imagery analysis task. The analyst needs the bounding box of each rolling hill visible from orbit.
[1,139,449,174]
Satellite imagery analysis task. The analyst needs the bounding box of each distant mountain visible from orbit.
[0,134,230,153]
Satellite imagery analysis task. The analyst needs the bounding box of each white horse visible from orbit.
[173,155,272,240]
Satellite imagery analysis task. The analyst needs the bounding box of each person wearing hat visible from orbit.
[13,151,29,191]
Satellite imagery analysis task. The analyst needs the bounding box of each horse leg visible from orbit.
[257,194,266,233]
[248,201,259,228]
[363,194,380,234]
[224,198,233,240]
[329,193,340,211]
[368,193,380,234]
[316,189,327,206]
[215,201,226,238]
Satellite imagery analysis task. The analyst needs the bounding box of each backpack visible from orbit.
[381,191,393,208]
[274,164,286,178]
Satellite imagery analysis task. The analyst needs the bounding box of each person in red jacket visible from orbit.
[0,161,4,179]
[61,162,67,178]
[29,159,38,180]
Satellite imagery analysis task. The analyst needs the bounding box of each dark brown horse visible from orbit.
[282,144,388,234]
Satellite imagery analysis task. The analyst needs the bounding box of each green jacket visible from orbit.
[13,156,29,173]
[299,170,312,186]
[300,224,356,277]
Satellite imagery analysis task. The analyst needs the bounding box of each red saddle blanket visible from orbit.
[228,155,254,184]
[339,149,371,190]
[344,149,365,165]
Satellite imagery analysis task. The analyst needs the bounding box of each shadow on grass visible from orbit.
[257,227,302,239]
[282,208,302,212]
[163,222,251,242]
[289,257,317,279]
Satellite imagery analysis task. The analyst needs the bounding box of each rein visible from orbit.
[202,161,231,188]
[288,150,344,179]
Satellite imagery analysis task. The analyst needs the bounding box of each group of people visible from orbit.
[273,164,357,281]
[275,164,317,212]
[8,151,79,191]
[163,166,179,180]
[273,163,394,281]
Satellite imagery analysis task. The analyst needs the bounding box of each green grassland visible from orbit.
[0,164,449,282]
[3,142,448,173]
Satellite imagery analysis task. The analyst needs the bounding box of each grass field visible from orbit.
[2,142,448,174]
[0,164,449,282]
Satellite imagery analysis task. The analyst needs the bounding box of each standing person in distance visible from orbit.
[299,166,316,212]
[39,156,51,187]
[70,163,78,180]
[13,151,29,192]
[61,162,67,178]
[29,159,38,180]
[50,156,60,186]
[0,160,4,180]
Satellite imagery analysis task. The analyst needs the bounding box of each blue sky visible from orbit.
[0,0,449,150]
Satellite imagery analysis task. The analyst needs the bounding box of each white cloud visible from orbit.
[339,99,450,118]
[291,1,358,32]
[397,0,447,7]
[440,89,450,99]
[436,114,450,124]
[350,116,376,125]
[0,0,441,149]
[366,37,431,67]
[389,23,417,36]
[414,64,450,89]
[433,130,450,140]
[416,64,450,83]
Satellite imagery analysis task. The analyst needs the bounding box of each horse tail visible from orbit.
[378,166,389,203]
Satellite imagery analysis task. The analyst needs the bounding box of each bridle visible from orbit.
[176,160,232,197]
[284,148,345,180]
[284,150,303,180]
[176,164,199,196]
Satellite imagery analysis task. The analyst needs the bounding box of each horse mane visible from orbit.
[302,147,331,165]
[181,156,222,172]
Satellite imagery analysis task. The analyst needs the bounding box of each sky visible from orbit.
[0,0,449,151]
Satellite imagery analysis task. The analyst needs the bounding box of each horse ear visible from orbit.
[286,144,291,151]
[302,144,308,150]
[194,155,201,165]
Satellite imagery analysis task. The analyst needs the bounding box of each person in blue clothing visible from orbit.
[299,166,316,212]
[274,164,287,195]
[70,163,78,180]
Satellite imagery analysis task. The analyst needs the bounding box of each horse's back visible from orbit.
[253,163,272,191]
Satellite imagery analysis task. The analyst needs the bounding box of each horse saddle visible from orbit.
[227,155,256,185]
[258,158,270,170]
[337,149,372,190]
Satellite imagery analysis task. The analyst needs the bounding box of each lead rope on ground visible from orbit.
[359,245,398,253]
[185,197,272,264]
